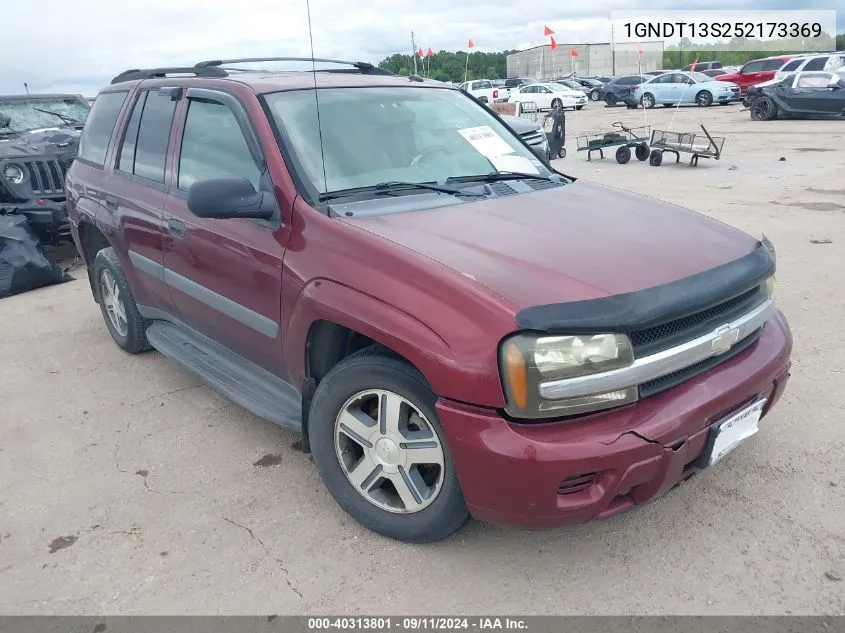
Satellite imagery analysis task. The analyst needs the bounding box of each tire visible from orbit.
[626,102,638,109]
[649,149,663,166]
[590,89,601,101]
[615,145,631,164]
[92,247,151,354]
[635,143,649,161]
[478,96,488,104]
[750,95,778,121]
[309,347,469,543]
[575,105,584,110]
[551,98,562,109]
[605,94,617,106]
[719,102,730,106]
[558,147,567,159]
[662,104,673,108]
[695,90,713,107]
[641,93,656,109]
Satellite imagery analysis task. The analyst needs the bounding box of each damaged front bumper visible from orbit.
[0,199,70,244]
[436,310,793,528]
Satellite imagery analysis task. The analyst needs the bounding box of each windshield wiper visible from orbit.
[32,107,83,127]
[319,180,485,202]
[446,171,557,184]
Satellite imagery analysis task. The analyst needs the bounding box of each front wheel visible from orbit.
[551,98,562,109]
[575,105,584,110]
[751,96,778,121]
[590,89,601,101]
[695,90,713,107]
[309,347,469,543]
[616,145,631,164]
[649,149,663,166]
[558,147,567,159]
[635,143,649,161]
[605,94,617,106]
[641,93,656,109]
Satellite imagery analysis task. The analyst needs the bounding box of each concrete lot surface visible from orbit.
[1,103,844,615]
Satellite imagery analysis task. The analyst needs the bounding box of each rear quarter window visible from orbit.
[77,91,128,166]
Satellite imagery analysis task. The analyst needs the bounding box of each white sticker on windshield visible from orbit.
[458,125,514,158]
[488,154,540,175]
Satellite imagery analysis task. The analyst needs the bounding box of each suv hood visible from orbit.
[0,127,80,159]
[341,180,758,310]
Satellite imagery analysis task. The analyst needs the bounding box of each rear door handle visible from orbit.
[104,194,118,211]
[167,218,187,239]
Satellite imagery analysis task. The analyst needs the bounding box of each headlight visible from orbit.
[500,333,636,419]
[764,275,775,299]
[3,164,25,184]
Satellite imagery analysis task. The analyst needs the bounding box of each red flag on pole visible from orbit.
[637,42,644,56]
[467,38,474,48]
[543,26,554,36]
[690,57,699,71]
[570,47,579,57]
[417,48,424,58]
[549,36,558,51]
[427,47,434,58]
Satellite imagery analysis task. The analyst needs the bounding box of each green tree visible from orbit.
[378,50,518,82]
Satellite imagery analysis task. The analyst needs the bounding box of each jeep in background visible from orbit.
[0,94,90,244]
[66,58,792,543]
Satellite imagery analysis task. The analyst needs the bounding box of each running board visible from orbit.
[145,321,302,432]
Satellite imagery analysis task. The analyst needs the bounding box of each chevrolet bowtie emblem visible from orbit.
[711,325,740,356]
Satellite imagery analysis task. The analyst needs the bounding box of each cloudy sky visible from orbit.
[2,0,843,95]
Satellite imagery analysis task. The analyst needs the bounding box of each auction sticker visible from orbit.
[458,126,514,158]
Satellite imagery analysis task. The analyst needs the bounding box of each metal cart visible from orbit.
[576,122,651,164]
[647,123,725,167]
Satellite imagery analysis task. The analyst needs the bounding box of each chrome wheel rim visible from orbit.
[697,92,711,106]
[334,389,445,514]
[100,269,128,337]
[643,95,654,108]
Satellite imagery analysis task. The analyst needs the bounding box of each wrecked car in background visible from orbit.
[0,94,90,245]
[750,71,845,121]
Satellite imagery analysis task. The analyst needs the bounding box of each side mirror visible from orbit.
[187,177,277,220]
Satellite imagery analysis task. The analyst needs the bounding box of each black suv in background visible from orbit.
[599,75,648,107]
[0,93,90,244]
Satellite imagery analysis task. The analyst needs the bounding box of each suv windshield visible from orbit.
[0,96,90,134]
[264,87,553,200]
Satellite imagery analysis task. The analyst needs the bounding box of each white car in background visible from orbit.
[507,82,587,110]
[773,52,845,81]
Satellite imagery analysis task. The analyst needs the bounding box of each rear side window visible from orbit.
[117,91,147,172]
[782,59,803,71]
[762,60,785,71]
[177,99,261,192]
[77,91,128,166]
[132,91,177,183]
[742,61,765,72]
[803,57,828,71]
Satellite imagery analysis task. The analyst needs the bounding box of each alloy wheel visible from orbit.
[100,268,128,337]
[334,389,446,514]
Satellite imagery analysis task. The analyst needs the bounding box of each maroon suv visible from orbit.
[66,57,792,543]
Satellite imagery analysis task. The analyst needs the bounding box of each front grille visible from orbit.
[520,130,546,146]
[22,159,66,195]
[639,327,763,398]
[630,286,764,356]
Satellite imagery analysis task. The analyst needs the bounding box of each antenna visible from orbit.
[306,0,329,196]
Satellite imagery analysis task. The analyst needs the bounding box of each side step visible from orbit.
[145,321,302,432]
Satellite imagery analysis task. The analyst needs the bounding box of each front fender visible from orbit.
[284,278,504,408]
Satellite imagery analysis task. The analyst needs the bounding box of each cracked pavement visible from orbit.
[1,104,844,615]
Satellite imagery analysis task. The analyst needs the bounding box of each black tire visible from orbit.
[695,90,713,107]
[635,143,649,161]
[605,94,617,106]
[662,104,673,108]
[558,147,567,159]
[649,149,663,166]
[575,105,584,110]
[641,93,656,109]
[478,96,488,104]
[551,98,562,109]
[750,95,778,121]
[615,145,631,164]
[589,89,601,101]
[309,347,469,543]
[626,102,638,109]
[92,247,151,354]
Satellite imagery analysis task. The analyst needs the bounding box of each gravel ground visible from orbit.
[1,101,843,615]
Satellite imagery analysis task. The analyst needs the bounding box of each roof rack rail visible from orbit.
[195,57,394,75]
[111,66,228,84]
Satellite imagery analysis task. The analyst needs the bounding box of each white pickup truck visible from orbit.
[458,79,506,104]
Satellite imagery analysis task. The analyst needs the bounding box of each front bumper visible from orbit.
[0,199,70,244]
[436,310,792,528]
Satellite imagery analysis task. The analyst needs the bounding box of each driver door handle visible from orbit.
[167,218,187,239]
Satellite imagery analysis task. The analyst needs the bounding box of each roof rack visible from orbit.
[110,66,227,84]
[195,57,395,75]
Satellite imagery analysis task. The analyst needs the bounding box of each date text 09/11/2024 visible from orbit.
[307,618,528,630]
[622,21,823,39]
